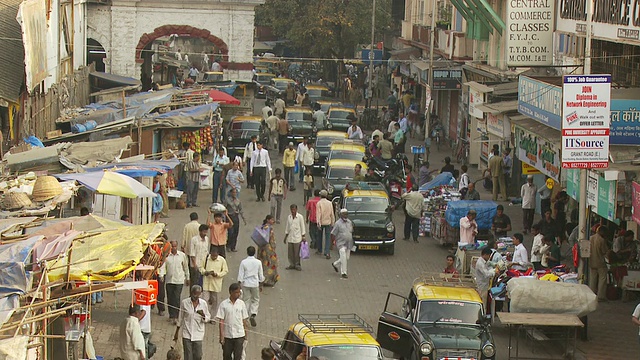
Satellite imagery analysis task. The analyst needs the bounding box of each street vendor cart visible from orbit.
[435,199,496,246]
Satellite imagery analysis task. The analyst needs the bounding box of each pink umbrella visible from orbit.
[193,89,241,105]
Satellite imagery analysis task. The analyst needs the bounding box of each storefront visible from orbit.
[464,81,493,166]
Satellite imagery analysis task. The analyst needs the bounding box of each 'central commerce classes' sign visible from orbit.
[557,0,640,44]
[506,0,555,66]
[518,75,640,145]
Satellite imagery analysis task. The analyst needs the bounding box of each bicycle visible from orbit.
[455,138,470,165]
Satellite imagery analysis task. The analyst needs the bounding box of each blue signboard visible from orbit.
[518,76,562,130]
[610,99,640,145]
[360,49,384,66]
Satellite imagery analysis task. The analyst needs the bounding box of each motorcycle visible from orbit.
[386,175,404,209]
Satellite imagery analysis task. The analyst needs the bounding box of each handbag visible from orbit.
[300,241,310,259]
[251,225,270,247]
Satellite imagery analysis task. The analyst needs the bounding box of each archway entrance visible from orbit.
[135,25,230,87]
[86,38,106,72]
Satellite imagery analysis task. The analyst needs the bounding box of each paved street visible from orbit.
[89,118,639,360]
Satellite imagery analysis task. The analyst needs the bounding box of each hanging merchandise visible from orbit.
[180,126,214,152]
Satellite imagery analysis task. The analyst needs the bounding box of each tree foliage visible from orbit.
[256,0,392,59]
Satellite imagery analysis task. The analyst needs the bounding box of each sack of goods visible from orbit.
[209,203,227,214]
[507,277,597,317]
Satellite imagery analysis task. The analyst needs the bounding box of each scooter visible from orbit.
[386,175,404,209]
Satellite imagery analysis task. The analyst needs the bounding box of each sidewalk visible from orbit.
[402,135,640,359]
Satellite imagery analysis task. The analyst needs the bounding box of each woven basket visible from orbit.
[32,175,63,201]
[3,192,32,210]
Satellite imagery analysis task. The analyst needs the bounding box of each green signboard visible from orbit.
[565,169,617,223]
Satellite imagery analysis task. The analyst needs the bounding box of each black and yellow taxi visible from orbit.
[285,106,316,144]
[336,182,396,255]
[305,84,332,103]
[200,71,224,83]
[322,159,367,199]
[377,274,496,360]
[253,72,276,98]
[327,106,358,132]
[224,115,262,158]
[270,314,384,360]
[266,77,296,102]
[316,100,343,115]
[312,130,348,175]
[326,142,366,165]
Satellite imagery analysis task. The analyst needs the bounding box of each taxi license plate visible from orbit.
[359,245,379,250]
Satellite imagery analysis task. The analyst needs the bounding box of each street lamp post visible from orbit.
[368,0,376,109]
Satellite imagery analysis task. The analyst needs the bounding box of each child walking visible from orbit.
[303,168,314,204]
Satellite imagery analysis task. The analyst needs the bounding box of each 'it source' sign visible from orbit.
[506,0,555,66]
[561,75,611,169]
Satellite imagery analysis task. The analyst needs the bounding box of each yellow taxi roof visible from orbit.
[330,143,365,152]
[327,159,367,169]
[345,190,389,198]
[274,78,296,83]
[306,84,329,90]
[286,107,313,113]
[329,107,356,113]
[413,283,483,303]
[232,116,262,122]
[256,73,276,77]
[316,130,348,138]
[290,322,379,347]
[204,71,224,75]
[317,100,340,105]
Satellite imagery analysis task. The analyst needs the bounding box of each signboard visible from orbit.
[566,169,618,222]
[610,99,640,145]
[487,113,511,138]
[522,162,542,175]
[515,125,561,181]
[566,168,580,199]
[518,76,562,129]
[17,0,48,93]
[359,49,384,66]
[506,0,554,66]
[557,0,640,45]
[633,182,640,225]
[469,87,484,118]
[433,69,462,90]
[561,75,611,169]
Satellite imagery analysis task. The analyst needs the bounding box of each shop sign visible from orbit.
[610,99,640,145]
[518,76,562,129]
[487,113,510,138]
[515,125,561,181]
[469,87,484,118]
[566,168,580,199]
[400,64,411,77]
[506,0,555,66]
[522,162,542,175]
[561,75,611,169]
[633,181,640,224]
[566,169,618,222]
[557,0,640,45]
[433,69,462,90]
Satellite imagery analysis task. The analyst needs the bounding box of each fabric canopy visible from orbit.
[56,171,156,198]
[194,89,240,105]
[85,159,179,177]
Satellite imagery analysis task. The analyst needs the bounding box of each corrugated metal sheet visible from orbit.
[0,0,25,103]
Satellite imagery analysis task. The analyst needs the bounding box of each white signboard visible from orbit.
[561,75,611,169]
[506,0,555,66]
[469,87,484,118]
[557,0,640,45]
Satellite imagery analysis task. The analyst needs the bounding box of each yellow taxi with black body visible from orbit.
[322,159,367,199]
[377,274,496,360]
[326,142,366,166]
[335,182,396,255]
[327,106,358,132]
[305,84,332,103]
[200,71,224,84]
[312,130,348,175]
[285,106,316,144]
[253,72,276,99]
[269,314,384,360]
[316,100,343,115]
[266,77,296,103]
[224,115,263,158]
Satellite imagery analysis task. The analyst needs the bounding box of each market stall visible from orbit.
[418,172,459,237]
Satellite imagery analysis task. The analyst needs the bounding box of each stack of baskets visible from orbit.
[31,176,63,202]
[2,192,32,210]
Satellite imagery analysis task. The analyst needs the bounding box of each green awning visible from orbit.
[468,0,505,34]
[460,0,494,34]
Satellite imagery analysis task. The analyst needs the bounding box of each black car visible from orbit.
[311,131,348,175]
[265,78,296,103]
[285,107,317,144]
[253,73,276,99]
[225,116,263,158]
[322,159,366,199]
[327,106,358,132]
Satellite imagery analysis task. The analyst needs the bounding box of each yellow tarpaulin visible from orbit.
[47,223,164,282]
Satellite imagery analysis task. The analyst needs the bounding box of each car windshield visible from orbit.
[307,89,326,98]
[418,300,483,325]
[345,197,388,212]
[287,112,313,122]
[327,168,355,180]
[310,345,382,360]
[256,75,274,83]
[273,81,291,90]
[205,74,223,81]
[330,110,354,120]
[329,151,364,162]
[231,122,261,131]
[316,137,345,147]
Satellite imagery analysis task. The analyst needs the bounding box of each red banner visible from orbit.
[633,182,640,225]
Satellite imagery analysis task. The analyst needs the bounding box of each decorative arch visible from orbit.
[134,24,229,64]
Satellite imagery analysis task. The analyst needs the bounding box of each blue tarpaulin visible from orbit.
[83,159,180,178]
[445,200,498,230]
[419,172,455,192]
[0,236,40,298]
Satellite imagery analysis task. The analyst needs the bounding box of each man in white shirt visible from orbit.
[139,305,152,358]
[284,204,306,271]
[199,247,228,316]
[521,175,537,234]
[243,135,258,189]
[250,142,272,202]
[347,119,363,140]
[265,111,280,150]
[237,246,264,327]
[119,304,146,360]
[216,283,249,360]
[510,233,529,271]
[459,210,478,245]
[401,185,424,243]
[182,212,200,254]
[475,247,499,306]
[274,96,286,116]
[313,103,327,129]
[261,102,272,121]
[296,139,308,183]
[530,224,544,270]
[211,60,221,72]
[301,143,316,181]
[159,241,189,323]
[212,148,230,204]
[173,285,210,360]
[189,224,210,286]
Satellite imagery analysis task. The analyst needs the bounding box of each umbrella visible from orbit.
[56,171,156,198]
[195,89,241,105]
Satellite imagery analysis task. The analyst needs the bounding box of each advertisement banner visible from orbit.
[566,168,580,199]
[514,125,561,181]
[506,0,555,66]
[567,169,617,222]
[557,0,640,45]
[522,162,542,175]
[487,113,504,138]
[433,69,462,90]
[561,75,611,169]
[17,0,48,93]
[518,76,563,129]
[469,87,484,118]
[633,182,640,225]
[610,99,640,145]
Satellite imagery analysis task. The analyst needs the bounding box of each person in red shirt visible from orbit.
[305,189,321,250]
[405,164,415,193]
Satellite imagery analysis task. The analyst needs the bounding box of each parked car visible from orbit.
[333,182,396,255]
[315,100,343,115]
[265,78,296,103]
[199,71,224,83]
[285,107,316,144]
[326,142,366,166]
[270,314,384,360]
[253,73,276,98]
[327,106,358,132]
[312,130,349,175]
[322,159,367,199]
[224,115,263,158]
[377,274,496,360]
[304,84,332,103]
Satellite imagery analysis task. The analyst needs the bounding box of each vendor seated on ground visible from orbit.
[613,230,637,263]
[540,235,561,269]
[444,255,459,275]
[491,205,512,238]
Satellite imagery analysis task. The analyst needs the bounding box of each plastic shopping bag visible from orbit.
[300,241,310,259]
[294,161,300,174]
[251,225,270,247]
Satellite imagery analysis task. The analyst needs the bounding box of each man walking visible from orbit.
[475,247,500,306]
[521,175,537,234]
[225,161,245,198]
[250,142,272,202]
[207,210,233,258]
[306,189,321,250]
[316,190,335,259]
[212,148,230,204]
[119,304,146,360]
[268,168,287,223]
[158,240,189,324]
[296,139,308,183]
[200,248,228,316]
[185,152,202,208]
[225,188,246,252]
[216,283,249,360]
[301,143,315,182]
[189,224,210,286]
[237,246,264,327]
[401,184,424,243]
[488,148,506,201]
[331,209,354,279]
[182,212,200,254]
[283,142,297,190]
[590,226,610,301]
[277,114,289,153]
[284,204,306,271]
[243,136,258,189]
[265,110,279,149]
[173,285,210,360]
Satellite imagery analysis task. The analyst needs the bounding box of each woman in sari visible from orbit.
[152,174,164,222]
[258,215,280,286]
